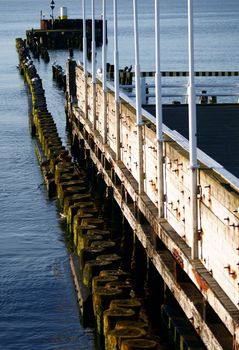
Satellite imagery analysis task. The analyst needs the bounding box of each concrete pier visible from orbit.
[16,34,239,348]
[65,60,239,350]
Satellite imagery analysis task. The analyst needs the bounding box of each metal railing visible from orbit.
[113,71,239,104]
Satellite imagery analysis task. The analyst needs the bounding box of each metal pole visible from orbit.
[92,0,96,129]
[155,0,164,219]
[141,77,146,105]
[187,0,198,260]
[113,0,121,160]
[102,0,107,143]
[82,0,88,119]
[50,0,55,29]
[133,0,144,195]
[133,0,142,126]
[91,0,96,82]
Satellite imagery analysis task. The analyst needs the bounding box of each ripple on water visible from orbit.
[0,114,95,349]
[0,3,95,349]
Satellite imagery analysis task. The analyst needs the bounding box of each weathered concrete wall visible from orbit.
[199,170,239,304]
[68,64,239,347]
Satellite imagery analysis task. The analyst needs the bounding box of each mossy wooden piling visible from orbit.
[120,339,157,350]
[106,327,147,350]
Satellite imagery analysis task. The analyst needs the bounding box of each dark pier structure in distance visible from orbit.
[26,17,105,51]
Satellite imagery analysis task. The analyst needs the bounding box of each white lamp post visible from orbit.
[187,0,198,260]
[82,0,88,119]
[102,0,107,143]
[133,0,144,195]
[92,0,96,129]
[113,0,121,160]
[155,0,164,218]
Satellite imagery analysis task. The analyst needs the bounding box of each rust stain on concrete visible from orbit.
[172,248,184,269]
[193,269,209,292]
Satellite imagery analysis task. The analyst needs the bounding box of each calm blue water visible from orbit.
[0,1,239,349]
[0,1,95,349]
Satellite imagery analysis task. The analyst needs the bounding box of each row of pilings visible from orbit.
[15,37,169,350]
